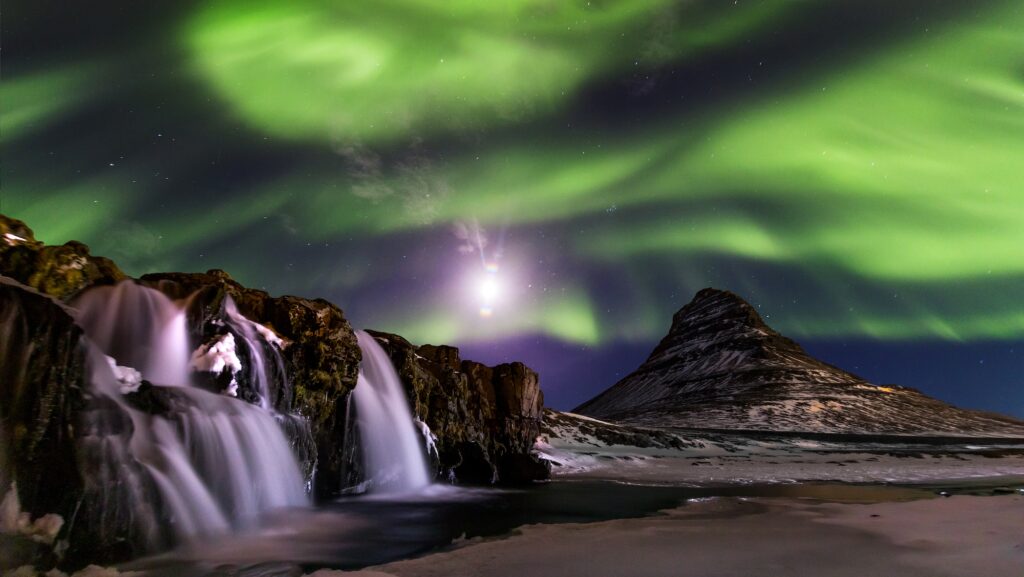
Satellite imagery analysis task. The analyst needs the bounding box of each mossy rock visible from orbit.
[366,330,549,484]
[0,214,125,300]
[140,270,361,499]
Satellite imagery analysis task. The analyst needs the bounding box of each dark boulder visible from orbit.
[0,283,86,569]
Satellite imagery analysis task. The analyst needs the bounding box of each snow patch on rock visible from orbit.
[58,255,88,274]
[190,333,243,396]
[190,333,242,375]
[252,322,285,349]
[414,417,439,458]
[3,232,27,245]
[103,356,143,394]
[0,482,64,545]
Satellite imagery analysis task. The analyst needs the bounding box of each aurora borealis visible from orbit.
[2,0,1022,414]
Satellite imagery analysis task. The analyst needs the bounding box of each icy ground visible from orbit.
[538,410,1024,485]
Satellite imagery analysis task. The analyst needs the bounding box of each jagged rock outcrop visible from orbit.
[139,270,360,498]
[576,288,1024,437]
[366,331,549,483]
[0,215,125,300]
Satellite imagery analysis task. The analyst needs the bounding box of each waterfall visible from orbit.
[74,281,191,386]
[73,280,307,543]
[352,330,431,493]
[222,295,286,410]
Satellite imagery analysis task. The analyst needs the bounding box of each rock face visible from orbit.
[366,331,549,483]
[1,213,548,500]
[139,270,361,498]
[575,288,1024,437]
[0,283,86,568]
[0,282,160,568]
[0,212,551,569]
[1,215,125,300]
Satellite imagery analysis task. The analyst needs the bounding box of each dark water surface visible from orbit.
[129,478,1024,576]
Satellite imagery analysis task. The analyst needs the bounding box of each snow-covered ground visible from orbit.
[324,494,1024,577]
[538,410,1024,485]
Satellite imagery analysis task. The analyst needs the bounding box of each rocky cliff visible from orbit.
[366,331,549,484]
[576,288,1024,437]
[138,269,360,499]
[0,213,548,570]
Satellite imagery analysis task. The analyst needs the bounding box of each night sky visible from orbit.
[3,1,1022,417]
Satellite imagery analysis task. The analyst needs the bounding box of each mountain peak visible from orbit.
[672,288,772,333]
[574,288,1024,437]
[690,286,748,304]
[646,287,792,363]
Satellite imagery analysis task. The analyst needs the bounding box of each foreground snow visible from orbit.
[536,410,1024,485]
[320,494,1024,577]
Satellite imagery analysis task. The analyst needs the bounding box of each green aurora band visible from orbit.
[186,0,785,143]
[2,0,1023,345]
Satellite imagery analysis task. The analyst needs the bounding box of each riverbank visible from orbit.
[328,493,1024,577]
[537,410,1024,485]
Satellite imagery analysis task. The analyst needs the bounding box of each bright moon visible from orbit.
[476,266,502,318]
[479,275,499,303]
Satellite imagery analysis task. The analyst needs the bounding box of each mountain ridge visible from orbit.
[574,288,1024,437]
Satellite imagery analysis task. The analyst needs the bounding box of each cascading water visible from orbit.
[351,330,432,493]
[222,295,286,410]
[74,281,191,386]
[73,280,307,544]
